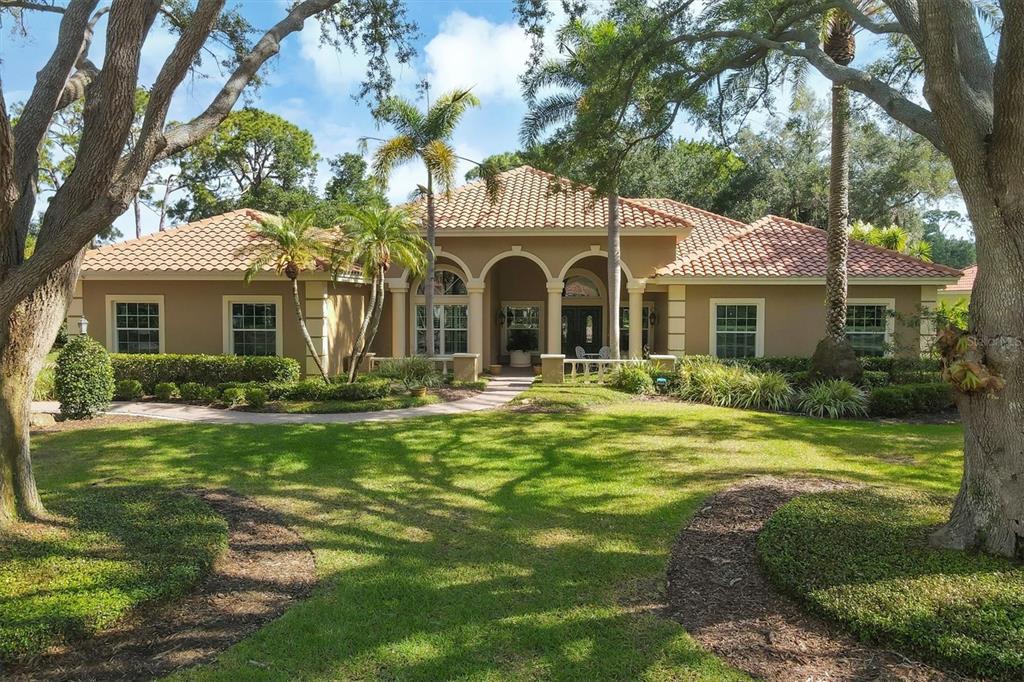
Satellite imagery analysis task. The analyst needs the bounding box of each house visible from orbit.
[68,165,961,376]
[938,264,976,305]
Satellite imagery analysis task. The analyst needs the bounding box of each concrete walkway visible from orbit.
[32,371,534,425]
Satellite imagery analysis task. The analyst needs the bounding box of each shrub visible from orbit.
[220,387,246,407]
[110,353,300,391]
[244,387,268,409]
[725,356,809,375]
[869,382,954,417]
[373,357,442,389]
[153,382,179,401]
[608,364,655,395]
[198,386,220,403]
[323,378,391,401]
[115,379,144,401]
[55,336,114,419]
[179,382,205,401]
[740,371,794,411]
[797,380,868,419]
[860,370,890,388]
[679,363,751,408]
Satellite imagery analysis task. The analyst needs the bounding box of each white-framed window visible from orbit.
[619,305,651,353]
[222,296,283,357]
[416,304,468,354]
[105,295,164,354]
[846,298,895,357]
[709,298,764,359]
[503,304,542,354]
[413,267,469,356]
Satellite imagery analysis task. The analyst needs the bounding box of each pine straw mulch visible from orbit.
[6,489,316,681]
[664,477,966,682]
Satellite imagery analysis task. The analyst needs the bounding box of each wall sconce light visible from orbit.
[647,311,659,326]
[496,308,506,327]
[77,317,89,335]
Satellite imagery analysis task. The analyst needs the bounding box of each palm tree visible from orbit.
[244,209,337,382]
[339,202,429,382]
[812,3,880,379]
[364,88,499,357]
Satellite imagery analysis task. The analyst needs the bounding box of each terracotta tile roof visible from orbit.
[407,165,693,232]
[82,209,345,275]
[945,264,977,291]
[657,214,963,280]
[631,197,748,253]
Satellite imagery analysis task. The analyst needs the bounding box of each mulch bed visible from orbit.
[664,477,964,681]
[6,489,316,681]
[31,414,152,434]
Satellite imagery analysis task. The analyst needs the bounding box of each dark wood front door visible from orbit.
[562,306,602,356]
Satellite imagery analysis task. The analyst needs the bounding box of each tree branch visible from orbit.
[831,0,905,34]
[0,0,66,13]
[159,0,341,160]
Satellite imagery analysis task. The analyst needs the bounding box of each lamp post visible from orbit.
[77,317,89,335]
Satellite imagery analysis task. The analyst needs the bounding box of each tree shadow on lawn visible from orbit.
[26,406,964,679]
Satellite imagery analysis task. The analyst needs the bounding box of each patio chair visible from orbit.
[598,346,611,359]
[575,346,587,359]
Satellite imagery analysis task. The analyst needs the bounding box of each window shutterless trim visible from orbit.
[708,298,765,358]
[846,298,896,357]
[104,294,165,354]
[221,295,283,357]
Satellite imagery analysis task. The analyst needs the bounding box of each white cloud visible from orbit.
[298,17,419,94]
[424,12,532,101]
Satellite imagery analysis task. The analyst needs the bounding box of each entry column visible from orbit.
[627,280,646,359]
[388,280,408,358]
[467,279,485,372]
[546,279,563,355]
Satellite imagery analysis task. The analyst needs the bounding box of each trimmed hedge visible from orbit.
[868,382,954,417]
[153,382,179,401]
[114,379,143,401]
[217,377,392,402]
[111,353,300,391]
[55,336,114,419]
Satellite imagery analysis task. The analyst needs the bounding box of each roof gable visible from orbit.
[945,264,977,291]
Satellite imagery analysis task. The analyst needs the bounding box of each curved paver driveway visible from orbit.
[32,373,534,425]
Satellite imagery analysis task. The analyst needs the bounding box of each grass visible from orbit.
[268,394,440,414]
[21,384,966,680]
[758,488,1024,679]
[0,485,227,662]
[32,350,59,401]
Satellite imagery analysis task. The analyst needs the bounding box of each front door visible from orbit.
[562,306,602,356]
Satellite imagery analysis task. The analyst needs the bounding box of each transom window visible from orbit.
[619,305,651,353]
[846,303,890,357]
[417,270,467,296]
[416,304,468,355]
[563,275,601,298]
[231,302,278,356]
[504,305,541,353]
[115,302,160,354]
[712,302,762,359]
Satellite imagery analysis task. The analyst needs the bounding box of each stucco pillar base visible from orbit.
[541,353,565,384]
[546,280,563,355]
[452,353,479,383]
[648,354,676,374]
[357,352,376,375]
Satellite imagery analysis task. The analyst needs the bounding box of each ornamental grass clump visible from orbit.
[739,371,794,411]
[679,363,750,407]
[797,379,868,419]
[607,364,655,395]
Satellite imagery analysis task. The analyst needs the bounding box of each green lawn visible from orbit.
[24,385,964,680]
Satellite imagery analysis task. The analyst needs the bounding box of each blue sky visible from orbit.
[3,1,956,239]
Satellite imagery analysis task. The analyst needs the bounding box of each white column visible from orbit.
[667,284,687,357]
[467,279,485,371]
[547,279,563,355]
[389,282,408,358]
[627,280,646,359]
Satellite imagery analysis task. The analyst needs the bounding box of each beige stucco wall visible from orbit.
[682,284,926,357]
[80,277,367,376]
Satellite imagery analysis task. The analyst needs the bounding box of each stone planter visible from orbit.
[489,364,503,376]
[509,350,531,368]
[410,386,428,398]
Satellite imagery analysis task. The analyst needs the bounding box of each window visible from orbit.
[710,300,763,359]
[114,301,161,354]
[504,305,541,353]
[416,304,468,354]
[417,270,467,296]
[563,275,600,298]
[231,302,278,356]
[619,305,651,353]
[846,302,892,357]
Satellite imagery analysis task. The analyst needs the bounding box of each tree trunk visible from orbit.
[353,266,386,380]
[347,268,380,383]
[824,82,851,344]
[133,196,142,239]
[0,257,79,528]
[424,171,436,357]
[607,192,622,360]
[290,276,328,382]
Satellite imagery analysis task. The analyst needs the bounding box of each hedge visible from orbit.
[55,336,114,419]
[217,377,392,402]
[868,382,954,417]
[111,353,300,391]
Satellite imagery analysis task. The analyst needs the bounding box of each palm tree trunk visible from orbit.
[607,192,622,360]
[291,276,329,382]
[133,196,142,240]
[825,81,851,343]
[353,266,387,379]
[425,171,436,357]
[347,269,380,383]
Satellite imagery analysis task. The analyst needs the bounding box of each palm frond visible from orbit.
[520,93,579,147]
[370,134,418,187]
[423,88,481,140]
[420,140,458,195]
[375,96,425,137]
